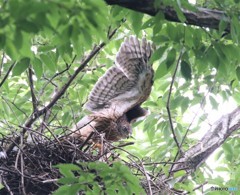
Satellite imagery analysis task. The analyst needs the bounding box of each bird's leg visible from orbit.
[92,133,105,156]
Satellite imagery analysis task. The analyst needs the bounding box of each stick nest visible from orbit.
[0,134,106,194]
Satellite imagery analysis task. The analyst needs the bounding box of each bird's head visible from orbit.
[93,114,132,142]
[116,114,132,139]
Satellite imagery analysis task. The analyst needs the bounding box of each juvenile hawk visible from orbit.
[72,36,154,142]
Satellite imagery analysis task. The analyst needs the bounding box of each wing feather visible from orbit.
[85,36,154,117]
[85,66,136,111]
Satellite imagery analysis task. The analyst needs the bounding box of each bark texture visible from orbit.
[105,0,229,32]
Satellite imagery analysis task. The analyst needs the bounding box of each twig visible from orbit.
[117,142,134,147]
[2,178,14,195]
[143,161,183,166]
[0,95,28,118]
[180,85,214,148]
[183,181,208,194]
[38,56,75,97]
[1,96,21,124]
[28,66,38,112]
[41,179,58,183]
[166,49,184,153]
[13,86,23,103]
[0,61,16,88]
[20,140,27,195]
[42,122,61,144]
[6,27,119,155]
[19,125,52,142]
[140,161,153,195]
[0,52,5,76]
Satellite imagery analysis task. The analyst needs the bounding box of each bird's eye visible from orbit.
[122,126,129,133]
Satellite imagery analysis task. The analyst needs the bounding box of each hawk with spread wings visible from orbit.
[72,36,154,142]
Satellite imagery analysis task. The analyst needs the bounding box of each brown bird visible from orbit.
[72,36,154,143]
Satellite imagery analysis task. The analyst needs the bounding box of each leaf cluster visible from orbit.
[54,162,144,195]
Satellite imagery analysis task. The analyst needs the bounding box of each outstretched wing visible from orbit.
[115,36,152,80]
[85,36,154,118]
[85,66,136,110]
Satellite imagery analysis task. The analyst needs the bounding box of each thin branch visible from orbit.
[140,161,153,195]
[183,181,208,194]
[143,161,183,166]
[1,96,21,124]
[6,27,119,155]
[0,61,16,88]
[166,49,184,154]
[20,139,26,195]
[0,52,5,76]
[0,95,28,118]
[41,179,58,183]
[39,57,75,96]
[180,85,214,148]
[28,67,38,113]
[2,178,14,195]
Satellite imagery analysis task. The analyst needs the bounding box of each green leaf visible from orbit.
[173,170,186,178]
[154,60,168,80]
[53,185,72,195]
[55,164,81,178]
[32,57,43,79]
[230,16,240,44]
[58,177,78,185]
[222,143,233,155]
[215,166,229,172]
[40,53,57,72]
[219,20,228,36]
[12,58,30,76]
[236,66,240,81]
[5,38,19,60]
[130,11,144,35]
[0,183,4,190]
[150,45,168,63]
[181,60,191,80]
[17,20,39,33]
[62,112,71,126]
[166,48,176,69]
[209,95,218,110]
[174,1,186,22]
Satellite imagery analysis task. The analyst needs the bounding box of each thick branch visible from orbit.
[105,0,229,32]
[142,107,240,193]
[167,107,240,182]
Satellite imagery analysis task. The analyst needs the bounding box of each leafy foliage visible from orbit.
[0,0,240,194]
[54,162,144,195]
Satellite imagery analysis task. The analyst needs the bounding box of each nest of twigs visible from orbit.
[0,133,116,195]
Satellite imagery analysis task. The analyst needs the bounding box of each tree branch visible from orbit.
[0,62,16,88]
[167,49,184,154]
[105,0,230,32]
[28,67,38,113]
[142,107,240,193]
[6,28,119,155]
[164,106,240,183]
